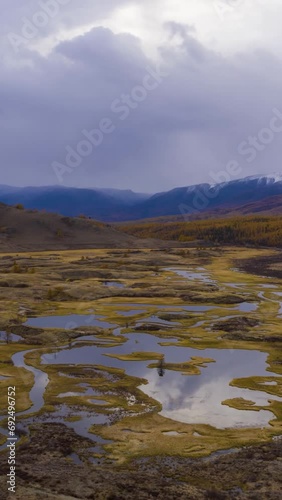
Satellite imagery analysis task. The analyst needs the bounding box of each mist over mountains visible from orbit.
[1,174,282,222]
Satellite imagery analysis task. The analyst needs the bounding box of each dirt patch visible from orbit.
[132,438,282,499]
[237,252,282,280]
[212,317,259,333]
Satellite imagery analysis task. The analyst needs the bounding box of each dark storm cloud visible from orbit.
[1,12,282,190]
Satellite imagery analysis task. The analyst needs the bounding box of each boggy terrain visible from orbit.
[0,246,282,499]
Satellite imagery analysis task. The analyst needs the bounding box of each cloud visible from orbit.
[1,5,282,191]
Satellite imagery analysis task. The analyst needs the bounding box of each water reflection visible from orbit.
[166,267,215,284]
[157,356,165,377]
[12,350,49,416]
[42,334,282,429]
[25,314,115,330]
[141,366,279,429]
[0,331,23,343]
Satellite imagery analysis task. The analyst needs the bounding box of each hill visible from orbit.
[0,203,141,252]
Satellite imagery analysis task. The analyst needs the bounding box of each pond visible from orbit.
[166,267,216,284]
[25,314,115,330]
[103,282,125,288]
[235,302,258,313]
[140,350,281,428]
[0,331,23,343]
[58,383,108,406]
[107,302,256,314]
[42,332,282,429]
[14,404,111,458]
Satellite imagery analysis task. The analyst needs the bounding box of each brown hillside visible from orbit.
[0,203,144,251]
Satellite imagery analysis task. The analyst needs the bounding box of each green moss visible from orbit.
[105,351,163,362]
[65,416,82,422]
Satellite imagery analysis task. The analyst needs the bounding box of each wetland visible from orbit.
[0,246,282,498]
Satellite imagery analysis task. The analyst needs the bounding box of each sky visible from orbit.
[1,0,282,192]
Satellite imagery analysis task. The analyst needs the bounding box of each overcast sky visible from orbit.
[1,0,282,192]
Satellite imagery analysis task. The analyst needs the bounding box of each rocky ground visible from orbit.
[0,424,281,499]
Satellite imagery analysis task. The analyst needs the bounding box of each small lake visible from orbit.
[41,332,281,429]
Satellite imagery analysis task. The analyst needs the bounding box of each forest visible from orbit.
[118,215,282,247]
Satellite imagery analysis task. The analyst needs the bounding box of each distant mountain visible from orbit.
[1,174,282,221]
[97,188,150,204]
[0,186,146,221]
[126,174,282,220]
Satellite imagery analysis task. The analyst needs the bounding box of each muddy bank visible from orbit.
[212,316,259,333]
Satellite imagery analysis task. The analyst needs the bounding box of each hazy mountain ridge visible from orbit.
[1,174,282,221]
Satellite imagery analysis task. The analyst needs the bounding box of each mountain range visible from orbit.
[1,174,282,222]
